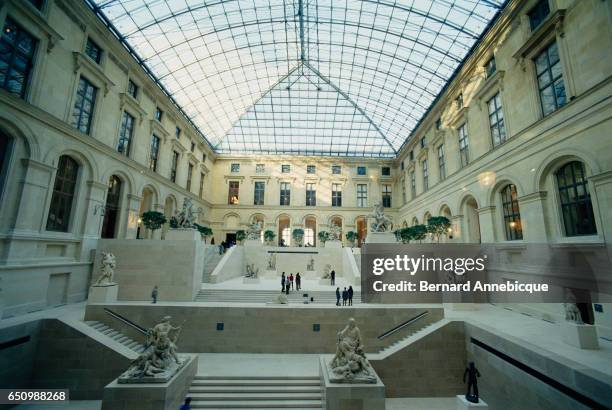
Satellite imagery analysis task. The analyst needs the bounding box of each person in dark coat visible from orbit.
[335,287,341,306]
[342,287,348,306]
[348,286,354,306]
[330,269,336,285]
[151,285,158,304]
[281,273,286,292]
[285,281,290,295]
[296,273,301,291]
[289,273,294,290]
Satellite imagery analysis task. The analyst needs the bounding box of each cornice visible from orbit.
[8,0,64,52]
[119,93,146,124]
[513,10,566,62]
[72,52,115,96]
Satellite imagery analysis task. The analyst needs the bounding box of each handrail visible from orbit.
[377,311,429,340]
[104,308,148,335]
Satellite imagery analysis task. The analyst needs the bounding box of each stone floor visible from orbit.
[201,276,360,292]
[386,397,456,410]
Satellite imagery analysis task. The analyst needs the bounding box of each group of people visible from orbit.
[281,272,301,294]
[336,286,354,306]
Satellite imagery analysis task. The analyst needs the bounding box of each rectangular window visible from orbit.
[458,123,470,167]
[528,0,550,31]
[71,77,97,135]
[535,42,566,116]
[175,126,181,139]
[280,182,290,206]
[382,184,392,208]
[155,107,163,121]
[306,183,316,206]
[485,57,496,79]
[254,181,265,205]
[401,161,404,171]
[127,79,138,99]
[357,166,366,176]
[117,111,135,156]
[170,151,179,183]
[231,163,240,173]
[410,171,416,198]
[0,19,37,99]
[409,150,414,161]
[281,164,290,173]
[85,37,102,64]
[381,166,391,176]
[488,92,506,147]
[438,145,446,180]
[199,173,205,198]
[420,137,426,148]
[149,135,160,172]
[186,163,194,191]
[422,160,429,191]
[332,183,342,207]
[357,184,367,208]
[332,165,341,175]
[228,181,239,205]
[256,164,265,173]
[307,165,316,174]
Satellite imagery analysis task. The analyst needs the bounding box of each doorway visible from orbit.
[225,233,237,246]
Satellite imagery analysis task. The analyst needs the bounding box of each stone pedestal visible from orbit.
[365,232,396,244]
[165,229,200,241]
[102,355,197,410]
[244,239,263,247]
[325,241,343,248]
[319,278,335,286]
[561,322,600,349]
[456,395,488,409]
[320,356,385,410]
[243,277,261,284]
[88,283,118,303]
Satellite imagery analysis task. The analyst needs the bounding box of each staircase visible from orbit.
[195,289,361,305]
[186,375,323,409]
[371,318,450,360]
[84,320,147,354]
[202,248,225,282]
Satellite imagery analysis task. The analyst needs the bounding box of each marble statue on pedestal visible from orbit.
[247,221,263,240]
[368,203,392,232]
[245,262,259,278]
[307,256,315,271]
[321,264,332,279]
[93,252,116,285]
[564,301,584,324]
[267,253,276,270]
[171,198,197,229]
[328,318,376,383]
[329,224,342,241]
[119,316,184,383]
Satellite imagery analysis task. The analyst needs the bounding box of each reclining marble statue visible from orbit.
[368,203,392,232]
[328,318,376,383]
[119,316,185,383]
[93,252,116,286]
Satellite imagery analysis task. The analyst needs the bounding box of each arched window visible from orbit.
[0,132,11,201]
[556,162,596,236]
[46,155,79,232]
[101,175,122,238]
[500,184,522,240]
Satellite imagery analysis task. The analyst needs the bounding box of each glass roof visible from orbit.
[87,0,506,157]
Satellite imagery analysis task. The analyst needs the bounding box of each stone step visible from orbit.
[193,376,319,380]
[84,321,145,354]
[191,379,321,387]
[189,386,321,394]
[188,392,321,401]
[189,400,322,409]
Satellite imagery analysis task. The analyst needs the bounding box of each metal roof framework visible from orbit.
[86,0,505,157]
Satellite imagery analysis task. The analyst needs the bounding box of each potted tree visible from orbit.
[264,230,276,245]
[194,223,213,243]
[427,216,451,243]
[345,231,358,247]
[411,224,428,243]
[318,231,330,246]
[235,230,246,244]
[292,228,304,247]
[141,211,167,239]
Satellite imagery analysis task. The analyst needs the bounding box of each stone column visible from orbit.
[12,159,55,233]
[476,206,496,243]
[451,214,464,242]
[517,191,548,242]
[79,180,110,261]
[589,171,612,243]
[125,194,142,239]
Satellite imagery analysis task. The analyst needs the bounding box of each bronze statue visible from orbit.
[463,361,481,403]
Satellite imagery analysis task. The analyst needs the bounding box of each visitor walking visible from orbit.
[342,287,348,306]
[289,273,294,290]
[336,287,341,306]
[219,241,225,254]
[151,285,158,304]
[330,269,336,286]
[348,286,354,306]
[179,397,192,410]
[296,273,301,291]
[285,282,290,295]
[281,272,286,292]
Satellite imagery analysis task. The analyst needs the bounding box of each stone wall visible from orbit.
[371,321,466,397]
[0,320,41,392]
[94,239,204,302]
[84,304,444,353]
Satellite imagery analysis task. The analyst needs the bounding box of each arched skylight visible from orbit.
[87,0,506,157]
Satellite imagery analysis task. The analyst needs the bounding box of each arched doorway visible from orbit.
[463,196,481,243]
[137,187,155,239]
[101,175,122,238]
[356,216,367,247]
[278,215,290,246]
[304,216,316,247]
[330,216,343,241]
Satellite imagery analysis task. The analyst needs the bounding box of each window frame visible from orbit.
[305,182,316,206]
[458,123,470,167]
[186,162,194,191]
[228,181,240,205]
[170,151,179,183]
[555,161,597,237]
[279,182,291,206]
[71,76,98,135]
[332,183,342,207]
[0,18,38,99]
[149,134,160,172]
[46,155,79,232]
[253,181,265,205]
[422,159,429,191]
[500,184,523,241]
[85,37,103,64]
[437,144,446,181]
[382,184,392,208]
[488,92,506,147]
[535,41,566,117]
[117,111,135,157]
[357,166,367,176]
[356,183,367,208]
